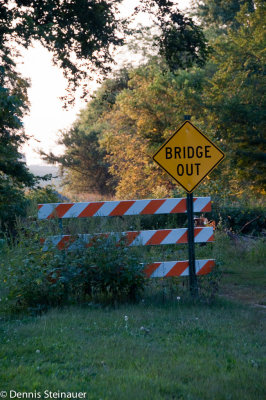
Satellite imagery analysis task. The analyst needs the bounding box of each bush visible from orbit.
[0,225,145,313]
[0,185,63,238]
[65,236,145,303]
[0,238,66,313]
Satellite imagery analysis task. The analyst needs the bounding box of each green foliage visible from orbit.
[99,62,212,198]
[0,184,63,236]
[0,221,145,312]
[192,0,255,32]
[72,236,145,302]
[26,185,63,205]
[0,39,35,234]
[1,0,125,102]
[1,1,208,102]
[157,15,209,71]
[0,179,29,235]
[203,1,266,192]
[1,0,211,225]
[0,240,66,313]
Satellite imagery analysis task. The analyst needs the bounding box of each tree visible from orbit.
[1,0,208,101]
[0,48,36,232]
[191,0,255,32]
[132,0,209,72]
[204,0,266,193]
[0,0,211,228]
[1,0,126,102]
[0,0,129,231]
[100,61,215,199]
[42,70,130,196]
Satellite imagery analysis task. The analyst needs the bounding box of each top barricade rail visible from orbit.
[38,197,211,220]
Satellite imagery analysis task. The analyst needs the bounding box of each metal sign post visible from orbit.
[183,115,197,296]
[184,115,198,297]
[187,191,198,297]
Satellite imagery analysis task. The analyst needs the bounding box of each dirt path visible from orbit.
[220,282,266,309]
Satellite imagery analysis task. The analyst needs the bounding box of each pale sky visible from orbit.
[17,0,191,166]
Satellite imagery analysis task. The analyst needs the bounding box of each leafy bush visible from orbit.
[0,225,145,313]
[0,239,66,313]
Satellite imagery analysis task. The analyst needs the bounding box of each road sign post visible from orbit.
[187,191,198,297]
[183,116,198,297]
[152,117,225,297]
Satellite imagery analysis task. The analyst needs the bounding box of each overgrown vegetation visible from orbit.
[0,224,145,313]
[0,202,265,314]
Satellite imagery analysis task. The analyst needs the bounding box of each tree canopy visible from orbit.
[205,0,266,191]
[1,0,265,230]
[0,0,209,229]
[49,0,265,199]
[192,0,255,32]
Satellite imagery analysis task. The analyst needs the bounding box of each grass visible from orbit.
[0,220,265,399]
[0,301,265,400]
[213,232,266,306]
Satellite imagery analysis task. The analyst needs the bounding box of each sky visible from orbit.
[17,0,191,166]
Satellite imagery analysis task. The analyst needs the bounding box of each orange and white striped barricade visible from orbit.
[38,197,215,278]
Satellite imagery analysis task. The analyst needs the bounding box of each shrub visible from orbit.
[0,238,66,313]
[0,224,145,313]
[77,236,145,302]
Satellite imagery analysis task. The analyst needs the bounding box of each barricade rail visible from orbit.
[38,197,211,219]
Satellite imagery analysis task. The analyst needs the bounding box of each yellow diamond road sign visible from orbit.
[153,121,225,193]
